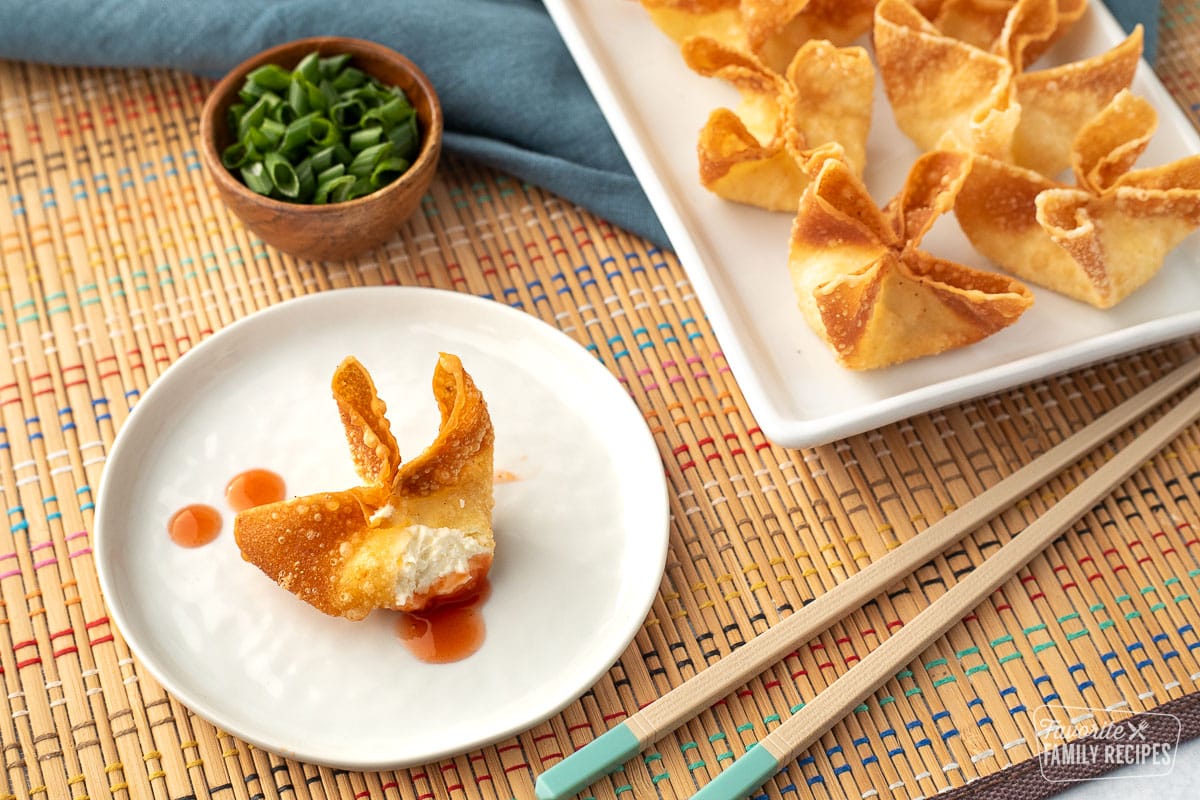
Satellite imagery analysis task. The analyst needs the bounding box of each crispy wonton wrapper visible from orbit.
[955,90,1200,308]
[638,0,743,52]
[788,150,1034,369]
[873,0,1019,159]
[640,0,876,73]
[684,35,873,211]
[234,354,495,620]
[920,0,1088,69]
[874,0,1140,176]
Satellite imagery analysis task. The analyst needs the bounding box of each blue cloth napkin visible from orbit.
[1104,0,1161,63]
[0,0,671,248]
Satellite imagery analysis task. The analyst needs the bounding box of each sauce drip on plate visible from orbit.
[167,504,223,548]
[396,579,491,663]
[225,468,287,511]
[169,467,286,548]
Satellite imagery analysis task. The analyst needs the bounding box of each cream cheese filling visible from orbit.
[389,521,489,605]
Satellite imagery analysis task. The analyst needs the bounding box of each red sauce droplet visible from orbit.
[168,504,223,547]
[225,468,286,511]
[396,579,491,663]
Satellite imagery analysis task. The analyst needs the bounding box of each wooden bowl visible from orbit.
[200,36,443,262]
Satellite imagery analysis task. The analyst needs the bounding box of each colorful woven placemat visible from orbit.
[2,9,1200,800]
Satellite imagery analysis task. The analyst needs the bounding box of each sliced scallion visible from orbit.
[223,48,422,204]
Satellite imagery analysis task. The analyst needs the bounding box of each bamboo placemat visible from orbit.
[2,8,1200,800]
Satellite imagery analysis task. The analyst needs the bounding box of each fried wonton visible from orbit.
[788,150,1034,369]
[873,0,1020,159]
[874,0,1140,176]
[684,35,873,210]
[741,0,878,72]
[920,0,1088,68]
[639,0,744,52]
[234,354,495,620]
[1010,23,1141,176]
[955,90,1200,308]
[640,0,876,73]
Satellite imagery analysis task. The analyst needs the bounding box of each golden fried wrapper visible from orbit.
[696,108,812,209]
[331,356,399,486]
[684,35,873,210]
[638,0,744,50]
[788,150,1033,369]
[874,0,1137,176]
[873,0,1020,159]
[925,0,1087,69]
[234,354,495,620]
[683,34,785,143]
[955,90,1200,308]
[784,38,874,174]
[744,0,878,72]
[641,0,875,73]
[1011,25,1141,176]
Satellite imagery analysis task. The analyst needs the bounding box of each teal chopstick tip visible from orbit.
[535,723,641,800]
[690,745,779,800]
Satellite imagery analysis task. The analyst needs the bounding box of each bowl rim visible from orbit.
[198,35,444,215]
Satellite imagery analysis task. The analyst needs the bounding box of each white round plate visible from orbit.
[94,287,670,770]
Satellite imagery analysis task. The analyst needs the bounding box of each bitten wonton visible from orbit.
[234,354,495,620]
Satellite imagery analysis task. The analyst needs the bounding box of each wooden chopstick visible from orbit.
[533,357,1200,800]
[688,376,1200,799]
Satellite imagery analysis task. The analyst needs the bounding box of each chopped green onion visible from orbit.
[318,79,340,111]
[287,79,311,116]
[314,174,356,204]
[280,112,319,152]
[348,126,384,153]
[332,66,367,91]
[240,161,274,196]
[362,94,412,128]
[294,51,321,84]
[246,63,293,92]
[294,157,316,201]
[370,157,410,188]
[308,145,338,174]
[304,79,328,112]
[264,151,300,197]
[387,116,419,161]
[319,53,352,78]
[330,98,365,129]
[348,141,392,178]
[221,141,251,169]
[258,117,286,145]
[316,163,346,183]
[223,49,423,203]
[331,142,354,165]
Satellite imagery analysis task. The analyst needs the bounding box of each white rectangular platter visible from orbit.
[544,0,1200,448]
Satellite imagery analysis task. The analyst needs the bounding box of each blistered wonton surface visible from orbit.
[919,0,1088,68]
[787,150,1034,369]
[683,35,873,210]
[874,0,1139,176]
[640,0,876,73]
[873,0,1020,160]
[234,354,495,620]
[955,90,1200,308]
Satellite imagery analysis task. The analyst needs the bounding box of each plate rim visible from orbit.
[92,286,671,769]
